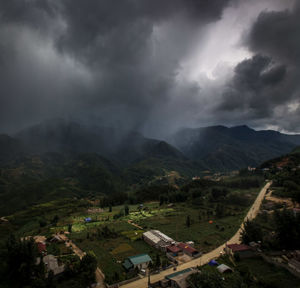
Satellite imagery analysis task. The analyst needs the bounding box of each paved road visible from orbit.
[121,181,272,288]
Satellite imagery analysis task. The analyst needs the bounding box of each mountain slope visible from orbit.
[0,152,125,216]
[170,125,300,171]
[15,119,186,165]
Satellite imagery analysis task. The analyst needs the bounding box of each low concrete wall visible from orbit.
[107,275,141,288]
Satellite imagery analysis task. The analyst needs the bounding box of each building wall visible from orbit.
[133,261,150,270]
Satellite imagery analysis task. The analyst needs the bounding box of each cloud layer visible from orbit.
[0,0,299,136]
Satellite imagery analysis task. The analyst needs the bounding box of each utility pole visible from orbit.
[147,268,151,287]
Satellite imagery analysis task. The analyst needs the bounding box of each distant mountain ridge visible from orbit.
[1,120,300,172]
[1,120,300,215]
[14,119,185,165]
[169,125,300,171]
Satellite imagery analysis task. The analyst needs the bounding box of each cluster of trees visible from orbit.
[241,219,263,244]
[2,235,48,287]
[128,176,263,209]
[273,209,300,249]
[187,264,286,288]
[0,235,98,288]
[87,226,118,241]
[187,267,261,288]
[241,209,300,250]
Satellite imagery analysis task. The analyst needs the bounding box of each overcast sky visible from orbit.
[0,0,299,137]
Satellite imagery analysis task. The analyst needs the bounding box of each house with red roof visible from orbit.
[166,245,182,256]
[177,243,200,257]
[37,242,47,255]
[225,243,254,258]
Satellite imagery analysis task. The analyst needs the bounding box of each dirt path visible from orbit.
[59,233,106,288]
[121,181,272,288]
[0,216,8,222]
[265,190,296,208]
[128,219,143,230]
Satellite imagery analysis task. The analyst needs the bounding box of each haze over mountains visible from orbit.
[1,119,300,215]
[1,119,300,171]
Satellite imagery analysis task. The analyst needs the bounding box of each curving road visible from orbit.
[120,181,272,288]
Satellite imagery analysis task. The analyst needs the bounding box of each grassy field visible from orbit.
[138,207,246,252]
[69,221,164,284]
[61,186,261,284]
[239,257,300,288]
[132,188,260,252]
[197,255,300,288]
[0,182,263,285]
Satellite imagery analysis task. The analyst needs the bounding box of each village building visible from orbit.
[288,259,300,273]
[217,264,233,274]
[123,254,152,271]
[143,231,162,248]
[143,230,175,251]
[164,268,198,288]
[37,242,47,255]
[37,254,65,276]
[225,243,254,258]
[166,245,182,256]
[177,243,200,257]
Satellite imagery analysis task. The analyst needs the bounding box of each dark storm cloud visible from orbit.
[219,55,287,113]
[248,3,300,63]
[1,0,299,136]
[0,0,231,134]
[0,0,56,30]
[56,0,230,60]
[216,2,300,132]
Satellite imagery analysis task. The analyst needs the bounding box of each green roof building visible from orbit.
[123,254,152,271]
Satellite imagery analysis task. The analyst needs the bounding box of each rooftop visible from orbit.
[167,245,182,253]
[217,264,233,273]
[227,243,251,252]
[37,242,46,254]
[165,268,193,280]
[178,242,198,254]
[143,231,161,244]
[123,259,133,270]
[128,254,152,265]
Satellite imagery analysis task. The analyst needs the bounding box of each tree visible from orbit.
[198,211,202,222]
[216,203,225,218]
[155,254,161,268]
[186,215,191,228]
[5,235,45,286]
[68,223,72,233]
[240,219,263,244]
[124,205,129,216]
[79,251,97,285]
[51,215,59,226]
[188,270,225,288]
[273,209,300,249]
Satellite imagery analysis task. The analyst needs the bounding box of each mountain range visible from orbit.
[170,125,300,170]
[1,120,300,215]
[1,120,300,172]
